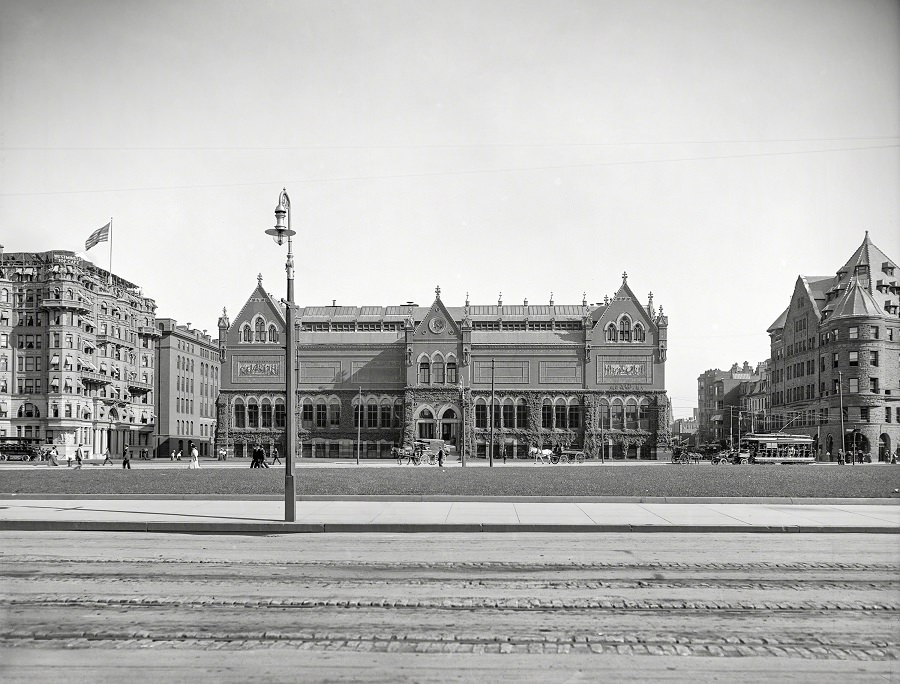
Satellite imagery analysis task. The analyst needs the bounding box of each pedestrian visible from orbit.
[141,448,148,461]
[74,444,84,469]
[102,448,113,466]
[271,447,281,466]
[837,448,844,465]
[218,447,227,461]
[122,448,131,469]
[437,446,445,468]
[171,450,176,461]
[66,449,72,467]
[188,446,200,470]
[501,443,507,464]
[176,449,183,461]
[122,445,129,463]
[48,446,60,467]
[250,444,261,468]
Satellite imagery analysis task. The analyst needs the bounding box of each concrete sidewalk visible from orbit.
[1,497,898,534]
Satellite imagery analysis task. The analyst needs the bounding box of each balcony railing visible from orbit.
[40,297,92,313]
[138,326,162,338]
[127,379,153,393]
[81,370,111,385]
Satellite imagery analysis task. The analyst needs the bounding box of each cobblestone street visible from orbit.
[1,532,897,681]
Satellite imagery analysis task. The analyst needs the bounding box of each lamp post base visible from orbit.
[284,474,296,522]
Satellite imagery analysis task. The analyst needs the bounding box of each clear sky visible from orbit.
[1,0,898,418]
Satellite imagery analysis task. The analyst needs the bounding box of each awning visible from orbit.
[81,359,96,371]
[711,414,723,421]
[50,355,60,365]
[50,378,60,389]
[99,363,107,372]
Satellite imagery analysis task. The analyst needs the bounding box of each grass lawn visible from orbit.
[1,464,898,498]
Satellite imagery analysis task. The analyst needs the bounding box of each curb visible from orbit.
[0,520,897,534]
[0,494,897,505]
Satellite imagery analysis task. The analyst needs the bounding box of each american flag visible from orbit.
[85,222,110,251]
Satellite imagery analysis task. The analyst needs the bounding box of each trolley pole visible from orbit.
[489,358,495,468]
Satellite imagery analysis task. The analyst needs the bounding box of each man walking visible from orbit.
[74,444,84,469]
[102,448,113,466]
[122,448,131,469]
[271,446,281,466]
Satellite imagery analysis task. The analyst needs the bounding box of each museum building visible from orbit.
[215,273,669,460]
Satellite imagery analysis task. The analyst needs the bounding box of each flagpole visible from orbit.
[108,217,113,283]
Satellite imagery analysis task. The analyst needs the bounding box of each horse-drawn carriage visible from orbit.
[392,439,446,466]
[529,446,585,464]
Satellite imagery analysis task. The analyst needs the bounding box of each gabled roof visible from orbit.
[830,232,897,295]
[828,278,887,319]
[767,306,788,333]
[231,279,285,329]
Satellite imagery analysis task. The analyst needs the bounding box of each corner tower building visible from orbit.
[216,274,669,460]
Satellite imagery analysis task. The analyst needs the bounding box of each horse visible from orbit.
[529,446,552,464]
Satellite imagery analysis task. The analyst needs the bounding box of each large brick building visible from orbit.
[154,319,220,458]
[215,273,669,460]
[0,248,158,458]
[767,233,900,461]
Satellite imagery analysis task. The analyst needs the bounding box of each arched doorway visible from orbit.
[439,407,459,445]
[416,407,436,440]
[879,434,892,462]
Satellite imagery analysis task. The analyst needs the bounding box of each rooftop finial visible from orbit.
[582,292,587,306]
[257,273,263,286]
[550,292,554,306]
[622,271,628,283]
[498,292,503,306]
[435,284,441,300]
[465,291,470,307]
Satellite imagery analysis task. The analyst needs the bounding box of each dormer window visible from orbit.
[605,324,617,342]
[618,317,631,342]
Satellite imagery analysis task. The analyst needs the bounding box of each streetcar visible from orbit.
[740,433,816,465]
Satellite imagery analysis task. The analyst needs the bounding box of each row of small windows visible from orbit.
[233,398,286,428]
[472,397,652,430]
[418,357,458,384]
[241,318,279,343]
[605,318,646,342]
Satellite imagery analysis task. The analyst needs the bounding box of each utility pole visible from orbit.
[838,370,845,462]
[489,358,495,467]
[356,385,362,464]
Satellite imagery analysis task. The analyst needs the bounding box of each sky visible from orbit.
[1,0,898,418]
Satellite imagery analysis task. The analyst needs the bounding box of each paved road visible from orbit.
[1,532,897,682]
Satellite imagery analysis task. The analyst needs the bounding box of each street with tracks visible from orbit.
[1,531,897,682]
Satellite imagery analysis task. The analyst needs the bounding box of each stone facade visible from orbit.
[215,274,669,460]
[0,249,158,458]
[767,233,900,461]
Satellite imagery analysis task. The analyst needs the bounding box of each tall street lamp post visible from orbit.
[267,189,297,522]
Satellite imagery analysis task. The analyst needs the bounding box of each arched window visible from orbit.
[516,398,528,428]
[633,324,645,342]
[254,318,265,342]
[18,402,40,418]
[542,398,553,429]
[380,399,392,429]
[554,399,568,429]
[247,398,259,428]
[261,399,273,428]
[317,399,329,428]
[446,360,458,384]
[599,401,611,429]
[366,399,379,428]
[567,400,581,429]
[233,399,246,428]
[432,357,445,384]
[329,399,342,427]
[242,324,252,342]
[418,360,431,384]
[611,400,624,429]
[502,399,514,428]
[301,398,314,429]
[274,399,286,428]
[619,317,631,342]
[625,399,638,429]
[606,324,618,342]
[268,325,279,342]
[474,400,488,429]
[638,399,651,429]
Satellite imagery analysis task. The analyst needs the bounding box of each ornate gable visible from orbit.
[413,286,460,339]
[226,274,287,346]
[591,273,654,340]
